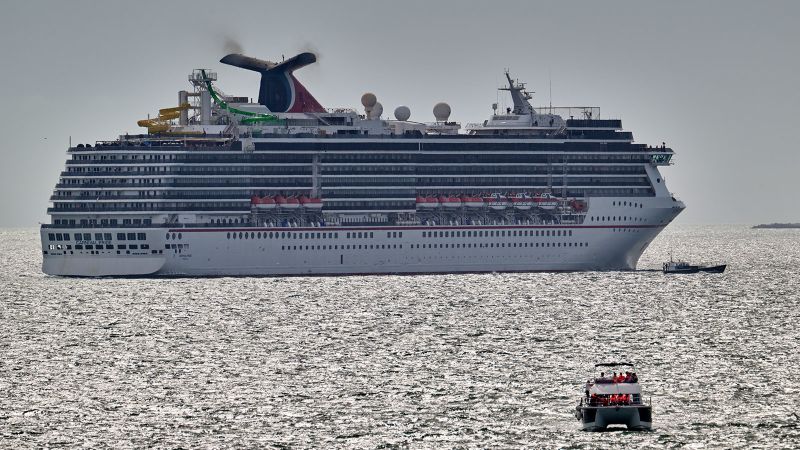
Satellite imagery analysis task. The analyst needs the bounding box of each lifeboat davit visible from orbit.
[510,193,533,210]
[438,195,462,208]
[533,193,560,211]
[460,195,484,208]
[299,195,323,209]
[484,193,508,210]
[416,196,439,209]
[256,196,276,210]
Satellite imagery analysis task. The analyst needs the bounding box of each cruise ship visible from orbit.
[40,52,684,276]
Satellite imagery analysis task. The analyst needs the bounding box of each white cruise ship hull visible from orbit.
[41,197,683,277]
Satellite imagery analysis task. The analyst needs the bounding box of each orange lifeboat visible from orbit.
[532,193,559,211]
[257,196,276,210]
[484,193,508,210]
[460,194,484,208]
[570,199,587,212]
[299,195,323,209]
[438,195,461,208]
[283,196,301,209]
[509,192,533,210]
[416,196,439,209]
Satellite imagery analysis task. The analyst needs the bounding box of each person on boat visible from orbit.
[631,372,638,383]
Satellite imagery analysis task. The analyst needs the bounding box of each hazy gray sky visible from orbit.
[1,0,798,226]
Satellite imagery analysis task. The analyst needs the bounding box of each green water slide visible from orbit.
[200,69,281,124]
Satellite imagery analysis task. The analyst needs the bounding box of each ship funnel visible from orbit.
[220,52,325,113]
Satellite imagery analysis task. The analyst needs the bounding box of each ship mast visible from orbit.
[499,71,534,115]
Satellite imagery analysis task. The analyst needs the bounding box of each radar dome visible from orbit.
[372,102,383,118]
[394,105,411,121]
[360,93,377,108]
[433,102,451,122]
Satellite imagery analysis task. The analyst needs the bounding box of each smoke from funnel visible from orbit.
[223,36,244,55]
[298,42,321,62]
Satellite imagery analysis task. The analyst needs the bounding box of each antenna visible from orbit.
[549,70,553,113]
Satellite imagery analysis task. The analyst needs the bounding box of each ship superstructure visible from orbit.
[41,52,683,276]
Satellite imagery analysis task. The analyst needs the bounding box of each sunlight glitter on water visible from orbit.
[1,225,798,448]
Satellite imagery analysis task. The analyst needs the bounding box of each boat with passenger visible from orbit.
[575,362,652,431]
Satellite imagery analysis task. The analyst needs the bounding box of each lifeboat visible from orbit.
[533,192,560,211]
[460,195,485,208]
[438,195,462,208]
[299,196,323,209]
[273,195,287,207]
[509,193,533,210]
[483,193,508,210]
[256,196,276,210]
[283,196,301,209]
[416,196,439,209]
[250,195,261,207]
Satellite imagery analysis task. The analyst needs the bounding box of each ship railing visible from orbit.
[533,106,602,119]
[325,108,356,114]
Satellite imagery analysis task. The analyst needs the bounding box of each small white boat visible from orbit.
[575,362,652,431]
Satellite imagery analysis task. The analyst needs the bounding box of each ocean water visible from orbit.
[1,225,799,448]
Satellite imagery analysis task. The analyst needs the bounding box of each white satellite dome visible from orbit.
[360,92,377,108]
[372,102,383,118]
[394,105,411,121]
[433,102,451,122]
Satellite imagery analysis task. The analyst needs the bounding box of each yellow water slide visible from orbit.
[137,103,190,133]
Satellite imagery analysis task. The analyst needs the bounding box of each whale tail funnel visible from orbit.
[220,52,325,113]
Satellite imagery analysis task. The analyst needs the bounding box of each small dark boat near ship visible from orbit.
[662,259,726,274]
